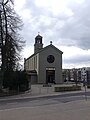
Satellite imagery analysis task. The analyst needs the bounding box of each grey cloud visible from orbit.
[21,0,72,45]
[20,0,90,50]
[64,54,90,64]
[60,0,90,49]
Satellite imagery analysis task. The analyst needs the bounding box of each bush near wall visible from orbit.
[0,89,18,97]
[87,84,90,88]
[3,71,29,92]
[54,85,81,92]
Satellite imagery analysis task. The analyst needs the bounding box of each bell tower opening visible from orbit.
[34,33,43,53]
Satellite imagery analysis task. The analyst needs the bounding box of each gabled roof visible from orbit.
[26,44,63,61]
[41,44,63,54]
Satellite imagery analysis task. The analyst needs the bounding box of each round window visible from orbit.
[47,55,55,63]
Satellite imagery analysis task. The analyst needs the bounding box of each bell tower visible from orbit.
[34,33,43,53]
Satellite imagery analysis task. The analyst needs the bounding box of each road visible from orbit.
[0,91,90,120]
[0,91,90,110]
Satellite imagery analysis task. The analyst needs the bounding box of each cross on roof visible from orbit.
[50,41,52,44]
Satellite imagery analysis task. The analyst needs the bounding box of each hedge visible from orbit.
[54,85,81,92]
[87,84,90,88]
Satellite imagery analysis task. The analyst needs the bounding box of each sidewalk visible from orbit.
[0,84,90,101]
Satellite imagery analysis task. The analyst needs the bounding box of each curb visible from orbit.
[0,90,89,103]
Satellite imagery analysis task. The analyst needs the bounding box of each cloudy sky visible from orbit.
[14,0,90,69]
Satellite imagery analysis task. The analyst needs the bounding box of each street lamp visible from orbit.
[82,72,87,101]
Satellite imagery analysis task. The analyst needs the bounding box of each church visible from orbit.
[24,34,63,84]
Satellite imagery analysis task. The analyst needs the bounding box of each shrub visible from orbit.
[3,71,29,92]
[87,84,90,88]
[54,85,81,92]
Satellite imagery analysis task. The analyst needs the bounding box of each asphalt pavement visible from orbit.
[1,97,90,120]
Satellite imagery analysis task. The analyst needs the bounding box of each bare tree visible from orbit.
[0,0,24,71]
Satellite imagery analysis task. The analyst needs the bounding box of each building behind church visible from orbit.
[24,34,63,84]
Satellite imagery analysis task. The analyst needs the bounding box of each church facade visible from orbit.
[24,34,63,84]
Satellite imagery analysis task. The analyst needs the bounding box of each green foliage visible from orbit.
[3,71,29,92]
[54,85,81,92]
